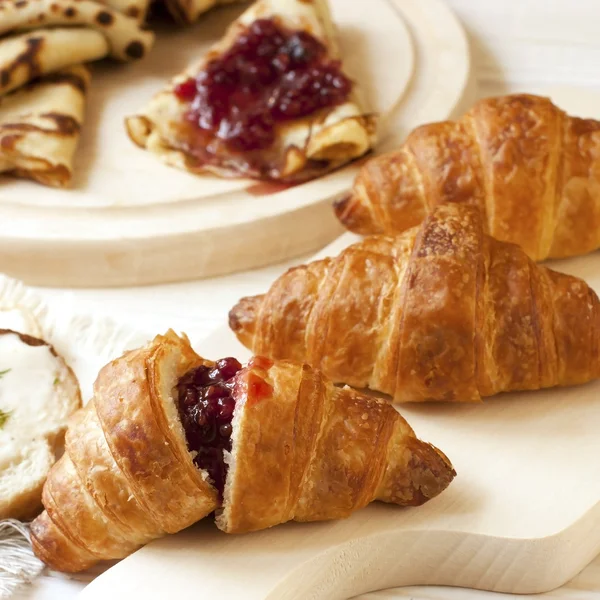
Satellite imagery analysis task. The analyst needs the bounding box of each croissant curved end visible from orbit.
[378,437,456,507]
[31,511,97,573]
[228,295,263,349]
[405,440,456,505]
[333,191,378,235]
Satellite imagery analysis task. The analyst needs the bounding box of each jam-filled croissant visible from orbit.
[335,94,600,261]
[230,203,600,402]
[31,332,455,572]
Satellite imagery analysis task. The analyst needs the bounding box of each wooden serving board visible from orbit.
[0,0,472,288]
[78,241,600,600]
[77,88,600,600]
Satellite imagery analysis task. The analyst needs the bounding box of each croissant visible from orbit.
[30,332,218,573]
[334,94,600,262]
[230,204,600,403]
[31,332,455,571]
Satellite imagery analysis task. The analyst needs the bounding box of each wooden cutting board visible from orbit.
[79,245,600,600]
[76,87,600,600]
[0,0,472,288]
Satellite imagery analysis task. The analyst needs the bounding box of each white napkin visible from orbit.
[0,275,148,597]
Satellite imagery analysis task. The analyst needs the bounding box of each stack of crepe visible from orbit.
[0,0,154,187]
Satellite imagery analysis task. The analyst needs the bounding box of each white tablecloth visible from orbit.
[19,1,600,598]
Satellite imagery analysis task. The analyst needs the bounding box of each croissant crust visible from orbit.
[230,204,600,402]
[31,332,218,572]
[335,94,600,261]
[218,359,455,533]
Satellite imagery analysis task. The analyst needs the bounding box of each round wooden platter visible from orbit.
[0,0,472,288]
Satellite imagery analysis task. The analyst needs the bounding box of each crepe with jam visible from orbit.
[126,0,377,182]
[0,65,90,187]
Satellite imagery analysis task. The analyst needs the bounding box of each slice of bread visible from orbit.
[0,439,54,521]
[0,330,81,520]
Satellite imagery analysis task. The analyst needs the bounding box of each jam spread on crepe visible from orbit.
[177,357,242,496]
[173,17,352,169]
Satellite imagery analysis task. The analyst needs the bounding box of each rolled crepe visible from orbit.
[126,0,377,182]
[0,28,107,97]
[0,65,90,187]
[0,0,153,188]
[164,0,246,25]
[0,0,154,62]
[103,0,152,22]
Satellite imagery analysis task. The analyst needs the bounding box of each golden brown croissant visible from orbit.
[218,356,454,533]
[31,332,219,573]
[335,94,600,261]
[230,204,600,403]
[31,332,455,571]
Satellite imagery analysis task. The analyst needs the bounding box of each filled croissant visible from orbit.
[31,331,455,572]
[30,332,218,573]
[335,94,600,262]
[230,204,600,403]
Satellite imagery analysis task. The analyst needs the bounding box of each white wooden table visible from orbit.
[19,1,600,598]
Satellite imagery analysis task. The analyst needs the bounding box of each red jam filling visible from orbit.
[245,357,274,406]
[176,357,242,497]
[246,372,273,407]
[173,17,353,157]
[248,356,274,371]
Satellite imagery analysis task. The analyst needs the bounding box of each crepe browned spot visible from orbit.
[164,0,246,25]
[102,0,152,22]
[0,64,90,187]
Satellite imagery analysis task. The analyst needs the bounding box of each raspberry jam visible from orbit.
[173,17,352,167]
[246,371,274,407]
[176,357,242,497]
[248,356,274,371]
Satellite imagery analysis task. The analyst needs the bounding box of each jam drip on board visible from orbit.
[176,357,242,497]
[173,17,353,167]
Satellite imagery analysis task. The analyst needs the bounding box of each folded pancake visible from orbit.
[0,0,153,187]
[164,0,246,25]
[0,0,154,62]
[126,0,377,182]
[104,0,153,22]
[0,28,106,97]
[0,65,90,187]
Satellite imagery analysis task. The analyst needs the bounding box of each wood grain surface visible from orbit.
[0,0,471,288]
